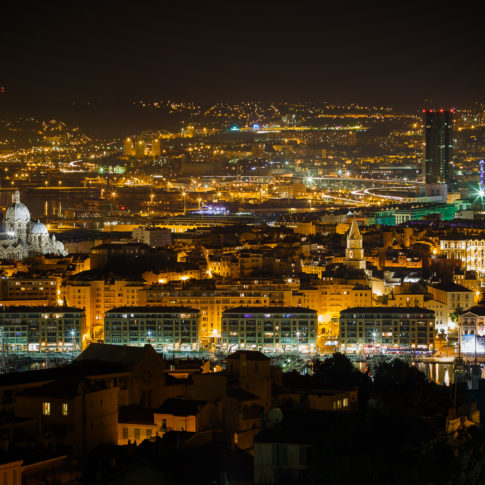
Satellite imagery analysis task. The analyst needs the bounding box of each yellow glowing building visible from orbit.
[0,276,60,306]
[63,276,145,342]
[135,140,146,158]
[440,238,485,276]
[123,138,134,156]
[151,138,161,156]
[292,284,372,349]
[142,285,293,347]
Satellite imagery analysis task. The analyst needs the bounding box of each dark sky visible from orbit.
[1,1,484,114]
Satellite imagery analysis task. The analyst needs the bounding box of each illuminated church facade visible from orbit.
[0,191,67,260]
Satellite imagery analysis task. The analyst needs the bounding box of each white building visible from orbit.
[440,238,485,276]
[132,226,172,247]
[0,191,67,260]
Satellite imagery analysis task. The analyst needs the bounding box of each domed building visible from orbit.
[0,191,67,260]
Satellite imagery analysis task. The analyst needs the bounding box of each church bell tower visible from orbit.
[345,217,366,270]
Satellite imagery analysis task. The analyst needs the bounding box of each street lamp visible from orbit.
[68,329,77,361]
[372,331,378,351]
[146,329,154,347]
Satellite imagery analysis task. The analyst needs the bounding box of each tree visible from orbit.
[313,353,370,404]
[373,359,444,414]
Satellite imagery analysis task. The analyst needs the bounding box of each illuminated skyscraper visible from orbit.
[151,138,161,156]
[135,140,145,158]
[123,138,133,156]
[423,109,454,185]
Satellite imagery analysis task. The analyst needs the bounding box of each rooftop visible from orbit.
[226,388,259,401]
[226,350,269,362]
[340,307,435,315]
[17,377,83,398]
[75,343,163,368]
[222,306,317,315]
[462,304,485,317]
[105,306,200,315]
[430,282,473,293]
[0,306,84,314]
[68,269,145,282]
[0,362,132,389]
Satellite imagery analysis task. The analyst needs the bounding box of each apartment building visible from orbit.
[221,307,317,353]
[63,272,145,342]
[0,275,60,306]
[339,307,435,352]
[104,306,199,351]
[142,284,293,346]
[0,306,85,352]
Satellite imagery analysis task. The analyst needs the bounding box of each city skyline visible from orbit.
[2,4,485,483]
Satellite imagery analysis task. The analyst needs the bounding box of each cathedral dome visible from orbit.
[5,191,30,223]
[31,221,48,235]
[5,202,30,223]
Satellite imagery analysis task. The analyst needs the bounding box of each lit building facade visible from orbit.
[143,285,293,346]
[123,137,134,156]
[0,275,60,306]
[63,274,145,342]
[221,307,317,353]
[440,238,485,276]
[151,138,161,156]
[292,284,372,348]
[0,306,85,352]
[339,307,435,352]
[460,304,485,355]
[427,282,474,333]
[104,306,199,351]
[135,140,145,158]
[132,226,172,247]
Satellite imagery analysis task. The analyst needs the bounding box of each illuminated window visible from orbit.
[42,402,51,415]
[62,403,69,415]
[123,427,128,439]
[343,398,349,407]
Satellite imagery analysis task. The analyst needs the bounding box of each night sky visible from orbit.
[1,2,483,115]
